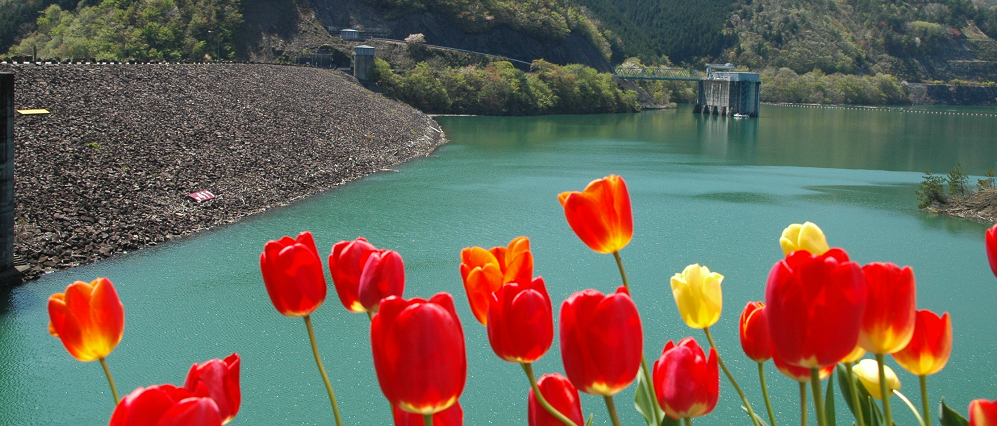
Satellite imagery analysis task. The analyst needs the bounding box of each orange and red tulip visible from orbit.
[357,249,405,313]
[328,237,377,312]
[47,277,124,362]
[260,231,327,317]
[859,262,916,354]
[892,310,952,376]
[184,354,241,424]
[559,287,642,396]
[393,402,463,426]
[739,302,772,363]
[765,248,867,368]
[653,337,719,420]
[558,175,633,254]
[460,237,533,325]
[372,293,466,415]
[971,399,997,426]
[486,277,553,363]
[528,373,585,426]
[109,384,223,426]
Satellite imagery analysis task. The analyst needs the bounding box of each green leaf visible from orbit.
[826,372,837,426]
[633,371,665,426]
[939,398,969,426]
[585,414,594,426]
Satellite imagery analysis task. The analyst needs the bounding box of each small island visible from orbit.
[917,164,997,223]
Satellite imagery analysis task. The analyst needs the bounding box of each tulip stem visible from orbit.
[810,368,827,426]
[98,357,119,404]
[758,362,777,426]
[612,251,630,293]
[799,382,808,426]
[845,362,867,426]
[366,310,374,321]
[304,315,344,426]
[521,363,579,426]
[894,389,924,426]
[704,327,761,426]
[684,418,693,426]
[639,353,662,426]
[604,395,623,426]
[614,251,661,426]
[875,354,894,426]
[423,414,433,426]
[919,375,931,426]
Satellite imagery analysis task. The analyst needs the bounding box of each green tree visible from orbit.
[947,163,968,195]
[916,172,947,209]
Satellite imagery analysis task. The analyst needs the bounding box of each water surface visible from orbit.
[2,104,996,425]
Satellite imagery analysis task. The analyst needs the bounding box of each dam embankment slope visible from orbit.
[1,63,446,281]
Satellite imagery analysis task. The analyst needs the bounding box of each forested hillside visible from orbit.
[4,0,241,60]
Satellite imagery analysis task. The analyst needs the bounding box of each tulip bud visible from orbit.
[460,237,534,325]
[739,302,771,363]
[671,264,723,329]
[560,287,642,396]
[48,277,125,362]
[109,384,223,426]
[358,249,405,313]
[987,224,997,280]
[859,262,916,355]
[260,231,327,317]
[852,359,900,400]
[528,374,584,426]
[487,277,553,363]
[653,337,719,420]
[393,402,463,426]
[184,354,241,424]
[893,310,952,376]
[329,237,377,312]
[779,222,830,256]
[558,175,633,254]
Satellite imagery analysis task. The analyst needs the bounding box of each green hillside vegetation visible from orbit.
[7,0,241,60]
[760,68,909,104]
[0,0,77,56]
[370,58,639,115]
[729,0,997,80]
[573,0,738,65]
[363,0,612,60]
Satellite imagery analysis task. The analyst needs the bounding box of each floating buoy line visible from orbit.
[767,102,997,117]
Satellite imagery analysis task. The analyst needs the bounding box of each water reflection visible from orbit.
[695,114,759,158]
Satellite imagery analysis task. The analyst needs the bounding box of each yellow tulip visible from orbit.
[670,264,723,329]
[853,359,901,400]
[779,222,830,256]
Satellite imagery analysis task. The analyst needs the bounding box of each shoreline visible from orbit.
[2,63,447,282]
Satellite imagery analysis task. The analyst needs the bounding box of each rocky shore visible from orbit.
[0,62,447,281]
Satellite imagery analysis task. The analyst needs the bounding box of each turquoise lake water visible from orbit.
[2,104,997,425]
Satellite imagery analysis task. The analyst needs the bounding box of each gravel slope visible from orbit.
[0,62,446,281]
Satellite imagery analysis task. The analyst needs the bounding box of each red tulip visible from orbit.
[859,262,916,354]
[560,287,642,396]
[487,277,553,363]
[987,223,997,279]
[765,248,867,368]
[393,402,463,426]
[970,399,997,426]
[653,337,719,420]
[528,373,585,426]
[372,293,466,415]
[108,384,223,426]
[184,354,241,424]
[771,348,834,382]
[892,310,952,376]
[460,237,533,325]
[358,249,405,313]
[260,231,327,317]
[329,237,377,312]
[48,278,124,362]
[739,302,772,363]
[558,175,633,254]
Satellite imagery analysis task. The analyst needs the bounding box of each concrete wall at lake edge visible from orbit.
[1,63,446,282]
